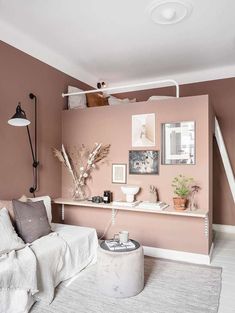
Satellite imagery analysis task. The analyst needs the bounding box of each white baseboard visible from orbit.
[213,224,235,234]
[143,243,214,265]
[99,239,213,265]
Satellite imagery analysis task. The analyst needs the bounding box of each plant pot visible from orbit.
[173,197,187,210]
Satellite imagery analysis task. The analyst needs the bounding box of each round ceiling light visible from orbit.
[147,0,193,25]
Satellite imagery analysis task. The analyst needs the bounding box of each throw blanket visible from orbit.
[0,225,98,312]
[31,227,98,304]
[0,246,37,294]
[30,232,67,304]
[0,233,68,306]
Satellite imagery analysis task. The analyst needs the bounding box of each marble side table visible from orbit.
[97,240,144,298]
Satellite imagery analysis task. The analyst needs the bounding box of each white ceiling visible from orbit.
[1,0,235,88]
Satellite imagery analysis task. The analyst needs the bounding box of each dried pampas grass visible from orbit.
[52,143,110,188]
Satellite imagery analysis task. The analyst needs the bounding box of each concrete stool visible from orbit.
[97,241,144,298]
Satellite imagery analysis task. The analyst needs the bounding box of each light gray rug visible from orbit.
[31,257,222,313]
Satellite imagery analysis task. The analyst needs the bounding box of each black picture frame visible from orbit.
[129,150,159,175]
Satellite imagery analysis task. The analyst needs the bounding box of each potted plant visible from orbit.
[171,175,193,210]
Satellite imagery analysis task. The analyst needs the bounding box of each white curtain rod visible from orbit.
[62,79,180,98]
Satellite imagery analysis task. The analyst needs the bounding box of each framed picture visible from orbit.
[132,113,155,147]
[162,121,195,165]
[129,150,159,175]
[112,164,127,184]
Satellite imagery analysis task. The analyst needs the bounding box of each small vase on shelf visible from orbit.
[73,184,87,201]
[189,185,200,211]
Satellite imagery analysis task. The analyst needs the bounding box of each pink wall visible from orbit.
[64,206,208,254]
[62,95,212,254]
[1,41,232,227]
[0,41,90,221]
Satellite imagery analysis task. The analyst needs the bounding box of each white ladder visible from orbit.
[214,117,235,203]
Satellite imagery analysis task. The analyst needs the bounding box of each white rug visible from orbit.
[31,257,222,313]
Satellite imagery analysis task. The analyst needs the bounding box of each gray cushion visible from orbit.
[12,200,51,243]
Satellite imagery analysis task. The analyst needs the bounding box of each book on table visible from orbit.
[105,240,136,251]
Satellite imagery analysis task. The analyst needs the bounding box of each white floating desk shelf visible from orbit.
[53,198,208,218]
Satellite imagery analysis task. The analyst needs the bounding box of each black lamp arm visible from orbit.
[26,125,38,167]
[27,93,39,195]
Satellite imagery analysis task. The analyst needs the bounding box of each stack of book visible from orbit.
[136,201,169,210]
[105,240,136,251]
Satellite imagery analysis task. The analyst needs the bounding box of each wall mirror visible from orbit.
[162,121,195,165]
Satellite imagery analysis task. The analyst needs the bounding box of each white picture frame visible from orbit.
[112,164,127,184]
[162,121,195,165]
[132,113,155,147]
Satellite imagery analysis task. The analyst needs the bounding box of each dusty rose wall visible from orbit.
[0,41,90,221]
[64,206,208,254]
[117,78,235,225]
[62,95,212,254]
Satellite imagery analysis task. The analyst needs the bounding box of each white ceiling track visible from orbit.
[62,79,180,98]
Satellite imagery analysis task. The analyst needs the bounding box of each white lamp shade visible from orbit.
[8,118,30,127]
[8,103,31,127]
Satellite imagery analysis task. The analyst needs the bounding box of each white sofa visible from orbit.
[0,196,98,313]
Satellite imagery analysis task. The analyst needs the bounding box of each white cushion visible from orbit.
[0,208,25,256]
[108,96,136,106]
[28,196,52,224]
[147,95,174,101]
[68,86,86,109]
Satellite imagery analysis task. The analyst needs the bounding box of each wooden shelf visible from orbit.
[53,198,208,218]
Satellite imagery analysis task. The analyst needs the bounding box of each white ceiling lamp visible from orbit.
[147,0,193,25]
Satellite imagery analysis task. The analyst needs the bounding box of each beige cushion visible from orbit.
[12,200,51,243]
[18,195,28,202]
[0,207,25,256]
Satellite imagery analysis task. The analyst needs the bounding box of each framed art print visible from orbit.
[129,150,159,175]
[162,121,195,165]
[112,164,127,184]
[132,113,155,147]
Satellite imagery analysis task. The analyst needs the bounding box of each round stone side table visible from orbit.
[97,240,144,298]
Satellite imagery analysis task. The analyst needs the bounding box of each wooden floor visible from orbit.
[211,231,235,313]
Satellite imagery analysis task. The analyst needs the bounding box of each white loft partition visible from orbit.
[63,80,234,202]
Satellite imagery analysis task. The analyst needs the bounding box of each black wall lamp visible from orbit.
[8,93,39,196]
